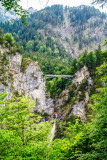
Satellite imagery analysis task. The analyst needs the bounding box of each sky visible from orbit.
[20,0,107,13]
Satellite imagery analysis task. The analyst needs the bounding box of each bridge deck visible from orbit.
[45,75,73,78]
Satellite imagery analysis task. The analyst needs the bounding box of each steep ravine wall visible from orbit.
[0,45,93,120]
[45,11,107,59]
[54,66,93,121]
[0,45,54,115]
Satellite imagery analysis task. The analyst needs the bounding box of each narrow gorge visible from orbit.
[0,44,93,122]
[0,3,107,160]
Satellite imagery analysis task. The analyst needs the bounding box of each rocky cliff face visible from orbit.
[55,66,93,121]
[38,6,107,58]
[0,45,93,120]
[0,45,54,115]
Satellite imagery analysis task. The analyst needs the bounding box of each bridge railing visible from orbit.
[45,75,73,78]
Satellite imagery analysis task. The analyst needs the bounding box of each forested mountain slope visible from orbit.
[0,5,107,58]
[0,29,107,159]
[0,2,107,158]
[0,6,107,99]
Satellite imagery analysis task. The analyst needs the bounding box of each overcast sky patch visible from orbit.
[20,0,107,13]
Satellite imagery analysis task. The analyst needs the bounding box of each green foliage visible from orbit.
[0,51,9,85]
[21,57,33,73]
[0,41,107,160]
[3,33,15,46]
[0,5,106,52]
[0,29,24,55]
[0,0,28,25]
[69,5,106,26]
[0,5,107,158]
[103,39,107,46]
[26,40,34,50]
[44,62,107,160]
[0,5,106,97]
[86,51,97,72]
[0,94,52,159]
[101,49,107,62]
[21,43,104,98]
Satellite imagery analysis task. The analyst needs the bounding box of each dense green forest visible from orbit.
[0,28,104,97]
[0,32,107,159]
[0,5,106,97]
[0,3,107,160]
[0,5,106,49]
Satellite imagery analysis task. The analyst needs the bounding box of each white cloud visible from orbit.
[20,0,107,13]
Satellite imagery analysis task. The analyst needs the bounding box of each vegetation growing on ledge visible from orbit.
[0,30,24,88]
[21,57,33,73]
[0,28,23,55]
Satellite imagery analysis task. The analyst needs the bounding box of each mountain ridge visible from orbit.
[0,5,106,58]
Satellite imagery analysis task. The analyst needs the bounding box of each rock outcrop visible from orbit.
[70,66,93,120]
[72,66,89,84]
[0,45,93,119]
[0,46,54,115]
[55,66,93,120]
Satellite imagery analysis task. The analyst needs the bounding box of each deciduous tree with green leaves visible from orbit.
[0,94,52,159]
[0,0,28,24]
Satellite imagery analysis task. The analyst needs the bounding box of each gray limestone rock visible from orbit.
[0,48,54,115]
[71,101,86,120]
[72,66,89,85]
[55,65,93,120]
